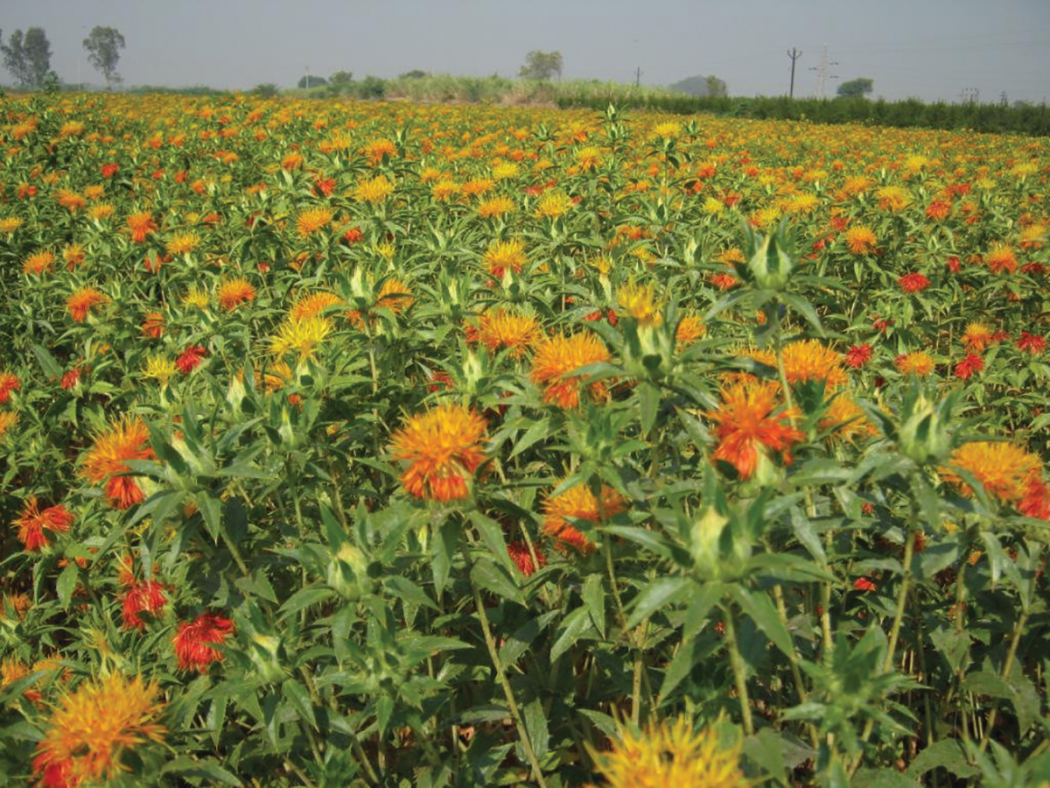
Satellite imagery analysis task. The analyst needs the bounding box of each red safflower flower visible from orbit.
[954,353,984,380]
[173,612,234,672]
[946,256,962,272]
[1017,332,1046,354]
[0,371,21,403]
[845,344,873,368]
[343,227,364,244]
[507,542,547,577]
[100,163,119,178]
[313,178,335,197]
[14,497,74,552]
[121,580,167,630]
[1019,478,1050,521]
[710,273,740,290]
[899,273,930,293]
[872,314,894,333]
[853,577,877,592]
[61,367,82,391]
[176,346,207,375]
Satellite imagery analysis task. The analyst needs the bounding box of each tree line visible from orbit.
[1,26,125,89]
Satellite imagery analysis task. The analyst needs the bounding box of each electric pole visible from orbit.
[809,44,838,99]
[787,47,802,98]
[635,66,642,88]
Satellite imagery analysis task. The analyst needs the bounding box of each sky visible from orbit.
[2,0,1048,103]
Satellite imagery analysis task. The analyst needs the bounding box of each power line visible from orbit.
[809,44,838,99]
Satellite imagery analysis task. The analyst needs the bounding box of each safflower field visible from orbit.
[0,92,1048,787]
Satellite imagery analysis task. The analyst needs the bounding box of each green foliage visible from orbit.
[669,73,729,98]
[838,77,875,98]
[297,74,328,89]
[519,50,564,81]
[82,26,126,86]
[329,70,354,85]
[251,82,279,98]
[1,27,52,89]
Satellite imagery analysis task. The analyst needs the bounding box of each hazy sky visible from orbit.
[2,0,1048,103]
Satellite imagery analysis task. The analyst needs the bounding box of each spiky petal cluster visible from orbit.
[389,404,488,502]
[79,416,156,509]
[121,580,167,631]
[14,496,73,552]
[531,333,612,409]
[478,310,541,359]
[217,278,256,311]
[543,482,627,553]
[66,288,108,323]
[32,673,166,787]
[587,716,747,788]
[173,612,234,672]
[705,380,803,479]
[941,442,1042,503]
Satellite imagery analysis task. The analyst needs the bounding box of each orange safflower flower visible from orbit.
[55,189,86,212]
[377,277,414,314]
[0,411,17,440]
[290,291,342,321]
[121,580,167,630]
[166,232,199,256]
[895,351,935,376]
[962,322,995,351]
[126,212,157,243]
[13,496,73,552]
[845,226,877,255]
[478,195,516,218]
[477,309,541,358]
[819,394,876,443]
[63,243,86,270]
[705,380,803,478]
[0,371,21,404]
[32,673,166,787]
[484,239,526,278]
[217,278,256,311]
[296,206,333,236]
[675,315,707,347]
[23,250,55,276]
[353,175,394,203]
[745,341,847,390]
[66,288,108,323]
[142,312,164,339]
[79,416,156,509]
[941,442,1041,503]
[985,243,1017,274]
[543,482,626,553]
[389,404,488,502]
[531,332,612,409]
[173,612,234,673]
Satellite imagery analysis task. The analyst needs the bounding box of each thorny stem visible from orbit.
[722,603,755,737]
[468,555,548,787]
[978,611,1028,753]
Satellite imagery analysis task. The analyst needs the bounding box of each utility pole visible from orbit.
[809,44,838,99]
[787,47,802,98]
[635,66,642,88]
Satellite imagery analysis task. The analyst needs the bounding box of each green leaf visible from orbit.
[853,768,921,787]
[577,708,619,738]
[929,627,970,674]
[278,586,335,619]
[745,728,788,785]
[907,739,979,779]
[524,698,550,760]
[626,576,690,629]
[583,574,606,638]
[161,756,242,785]
[638,382,660,435]
[431,518,458,600]
[282,678,318,730]
[470,558,526,607]
[56,563,78,608]
[470,511,518,577]
[31,343,62,380]
[730,586,796,659]
[551,606,597,661]
[198,490,223,540]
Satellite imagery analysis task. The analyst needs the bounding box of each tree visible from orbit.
[669,74,728,98]
[399,70,428,80]
[298,74,327,89]
[518,50,563,81]
[837,77,874,98]
[329,70,354,85]
[2,28,53,88]
[252,83,279,98]
[83,26,126,87]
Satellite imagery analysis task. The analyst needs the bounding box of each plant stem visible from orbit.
[722,603,755,736]
[883,526,917,673]
[978,611,1028,753]
[468,562,548,786]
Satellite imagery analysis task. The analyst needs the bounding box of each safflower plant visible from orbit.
[0,91,1047,787]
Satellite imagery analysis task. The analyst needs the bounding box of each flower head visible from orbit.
[942,442,1041,502]
[23,250,55,276]
[0,372,21,404]
[142,312,164,339]
[534,191,574,219]
[1017,332,1046,355]
[675,316,707,347]
[705,380,803,478]
[587,716,746,788]
[32,673,166,787]
[143,356,177,384]
[478,195,516,218]
[66,288,108,323]
[895,351,935,376]
[484,239,526,278]
[617,282,663,326]
[543,482,626,553]
[176,346,207,375]
[291,292,342,322]
[389,404,488,502]
[296,207,334,236]
[80,416,156,509]
[478,309,541,358]
[954,353,984,380]
[507,542,547,577]
[531,332,612,409]
[173,612,234,672]
[899,273,930,293]
[962,322,995,352]
[985,243,1017,274]
[122,580,167,630]
[845,344,873,368]
[217,278,256,311]
[269,316,333,361]
[354,175,394,203]
[14,496,73,552]
[165,232,199,256]
[845,226,877,255]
